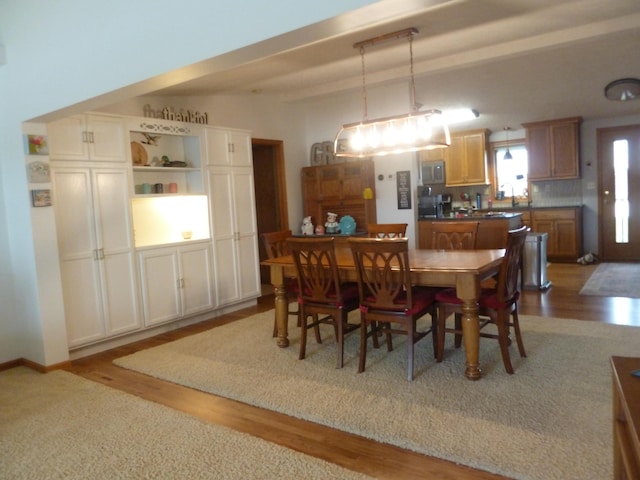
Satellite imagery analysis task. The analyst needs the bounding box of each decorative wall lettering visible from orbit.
[143,104,208,124]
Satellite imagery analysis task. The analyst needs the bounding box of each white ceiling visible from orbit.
[149,0,640,133]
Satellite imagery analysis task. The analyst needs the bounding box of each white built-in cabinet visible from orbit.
[205,127,261,306]
[48,114,126,162]
[137,242,214,326]
[49,113,261,350]
[51,166,141,347]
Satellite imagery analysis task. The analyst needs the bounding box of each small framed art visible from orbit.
[31,189,52,207]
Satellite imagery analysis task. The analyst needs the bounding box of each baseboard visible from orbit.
[0,358,71,373]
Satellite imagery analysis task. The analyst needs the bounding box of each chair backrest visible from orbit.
[349,237,413,313]
[428,221,479,250]
[367,223,408,239]
[495,226,529,302]
[261,230,293,259]
[287,237,345,306]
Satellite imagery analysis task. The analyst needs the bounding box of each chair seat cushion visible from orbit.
[435,287,519,309]
[363,285,435,315]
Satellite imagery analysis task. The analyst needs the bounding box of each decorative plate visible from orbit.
[131,142,148,165]
[338,215,356,234]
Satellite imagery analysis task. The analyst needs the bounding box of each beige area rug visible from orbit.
[113,310,640,480]
[0,367,370,480]
[579,262,640,298]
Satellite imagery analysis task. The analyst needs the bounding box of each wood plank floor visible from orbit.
[67,263,639,480]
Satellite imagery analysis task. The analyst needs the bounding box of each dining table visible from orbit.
[261,246,505,380]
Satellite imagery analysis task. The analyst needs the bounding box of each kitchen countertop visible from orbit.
[419,212,522,221]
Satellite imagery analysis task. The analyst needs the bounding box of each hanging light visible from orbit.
[334,28,451,158]
[503,126,513,160]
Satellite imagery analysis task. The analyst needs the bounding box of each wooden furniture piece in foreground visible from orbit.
[261,230,299,337]
[427,221,479,250]
[349,238,437,381]
[417,214,522,250]
[366,223,408,239]
[262,247,505,380]
[287,237,360,369]
[611,356,640,480]
[435,226,529,373]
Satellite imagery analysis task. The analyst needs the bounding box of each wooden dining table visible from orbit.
[261,246,505,380]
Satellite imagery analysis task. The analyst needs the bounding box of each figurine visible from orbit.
[301,216,314,235]
[325,212,339,234]
[315,225,325,235]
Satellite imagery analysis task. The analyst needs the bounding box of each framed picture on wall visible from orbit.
[31,189,52,207]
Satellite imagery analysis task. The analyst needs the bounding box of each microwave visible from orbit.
[420,160,445,185]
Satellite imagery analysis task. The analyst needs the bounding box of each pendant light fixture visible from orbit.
[334,28,451,158]
[503,127,513,160]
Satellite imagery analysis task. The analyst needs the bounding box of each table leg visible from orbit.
[270,265,289,348]
[457,275,482,380]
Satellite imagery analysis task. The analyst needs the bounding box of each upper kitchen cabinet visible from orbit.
[523,116,582,180]
[443,129,490,186]
[301,160,376,231]
[48,114,126,162]
[205,127,252,167]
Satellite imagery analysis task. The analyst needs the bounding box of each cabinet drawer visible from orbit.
[532,208,576,221]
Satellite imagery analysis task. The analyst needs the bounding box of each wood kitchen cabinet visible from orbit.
[443,129,490,186]
[523,116,581,180]
[301,160,376,231]
[531,207,582,261]
[418,214,522,250]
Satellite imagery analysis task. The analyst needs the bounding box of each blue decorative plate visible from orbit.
[339,215,356,234]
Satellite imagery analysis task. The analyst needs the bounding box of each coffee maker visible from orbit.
[418,188,452,218]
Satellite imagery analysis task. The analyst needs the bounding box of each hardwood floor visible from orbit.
[67,263,639,480]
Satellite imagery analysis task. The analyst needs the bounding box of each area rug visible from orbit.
[0,367,370,480]
[579,262,640,298]
[114,311,640,480]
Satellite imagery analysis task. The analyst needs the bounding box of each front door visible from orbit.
[598,124,640,261]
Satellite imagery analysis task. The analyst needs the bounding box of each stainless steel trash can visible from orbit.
[523,232,551,290]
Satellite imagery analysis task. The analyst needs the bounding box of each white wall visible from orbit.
[0,0,380,366]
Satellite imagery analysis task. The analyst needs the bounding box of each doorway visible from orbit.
[252,138,289,284]
[597,124,640,261]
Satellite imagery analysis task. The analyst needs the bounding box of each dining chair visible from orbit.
[434,226,529,373]
[286,237,360,368]
[261,229,299,337]
[366,223,408,239]
[348,237,438,381]
[427,221,479,250]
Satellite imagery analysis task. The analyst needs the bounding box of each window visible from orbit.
[494,144,528,198]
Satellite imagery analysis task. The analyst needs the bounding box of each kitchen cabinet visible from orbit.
[137,242,214,326]
[301,160,377,231]
[523,116,581,180]
[51,166,141,347]
[48,114,126,162]
[531,207,582,261]
[444,129,489,186]
[207,165,261,306]
[205,127,252,167]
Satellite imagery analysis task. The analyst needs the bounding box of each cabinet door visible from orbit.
[53,168,104,346]
[341,163,368,201]
[205,128,251,167]
[92,170,140,335]
[318,165,342,202]
[208,169,241,305]
[48,115,89,160]
[229,131,252,167]
[232,169,261,299]
[550,122,579,178]
[463,132,488,184]
[88,115,126,162]
[444,136,466,185]
[526,125,551,180]
[179,243,215,316]
[138,248,181,326]
[553,220,578,258]
[301,167,321,222]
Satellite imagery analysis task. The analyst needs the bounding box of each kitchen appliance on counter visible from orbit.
[418,188,452,219]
